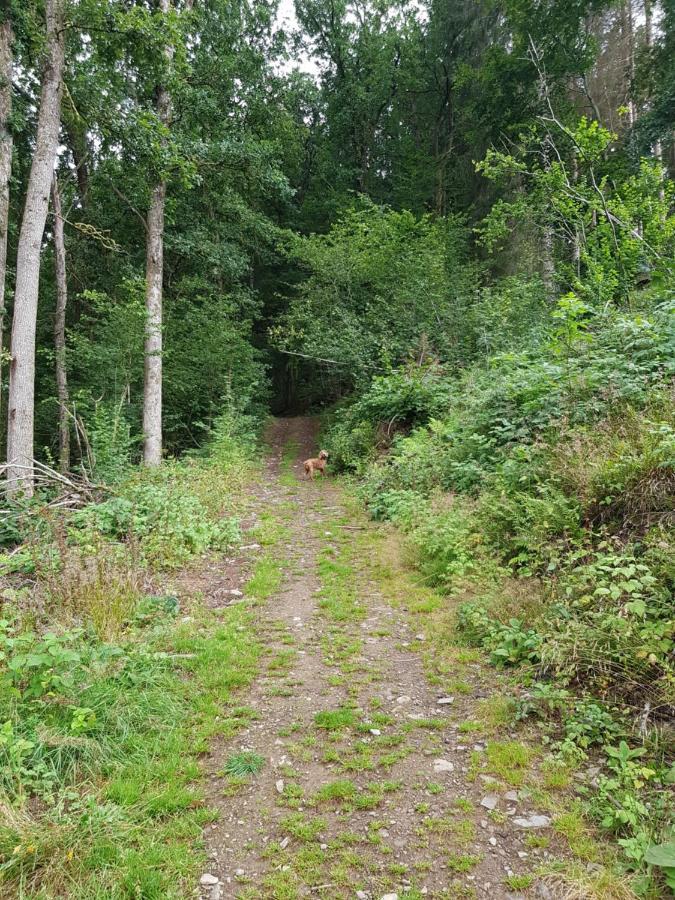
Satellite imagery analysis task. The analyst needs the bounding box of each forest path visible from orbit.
[198,418,558,900]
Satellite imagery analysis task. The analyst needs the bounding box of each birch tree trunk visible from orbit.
[51,175,69,473]
[6,0,64,496]
[622,0,636,127]
[143,0,173,467]
[0,12,13,443]
[644,0,665,199]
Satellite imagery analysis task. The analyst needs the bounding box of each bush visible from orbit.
[325,364,453,471]
[72,462,241,567]
[456,602,542,667]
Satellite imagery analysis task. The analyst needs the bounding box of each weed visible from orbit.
[314,707,358,732]
[224,752,265,777]
[447,853,481,872]
[485,741,534,785]
[246,556,283,601]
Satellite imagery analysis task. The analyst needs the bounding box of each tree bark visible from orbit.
[51,174,69,473]
[622,0,636,127]
[644,0,665,198]
[6,0,64,496]
[143,0,173,467]
[0,12,13,446]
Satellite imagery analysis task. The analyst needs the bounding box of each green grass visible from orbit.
[447,853,482,873]
[484,741,535,785]
[248,511,292,547]
[314,706,359,732]
[0,601,262,898]
[505,874,534,890]
[224,751,265,777]
[279,436,301,486]
[245,555,284,600]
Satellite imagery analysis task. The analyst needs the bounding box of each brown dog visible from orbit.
[304,449,329,479]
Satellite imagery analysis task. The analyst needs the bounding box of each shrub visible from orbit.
[72,463,241,567]
[324,364,453,472]
[456,602,542,667]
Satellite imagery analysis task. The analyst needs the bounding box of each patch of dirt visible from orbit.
[193,418,565,900]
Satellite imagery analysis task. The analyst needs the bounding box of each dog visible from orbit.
[304,449,329,479]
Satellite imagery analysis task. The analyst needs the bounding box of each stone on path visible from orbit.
[200,874,218,886]
[436,696,454,705]
[433,758,454,773]
[480,794,498,810]
[512,815,552,828]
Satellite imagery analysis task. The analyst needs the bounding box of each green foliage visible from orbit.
[644,841,675,892]
[324,364,453,472]
[72,462,241,567]
[456,603,541,668]
[224,752,265,777]
[477,118,675,306]
[273,202,474,387]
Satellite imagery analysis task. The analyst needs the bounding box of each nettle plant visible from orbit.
[476,117,675,307]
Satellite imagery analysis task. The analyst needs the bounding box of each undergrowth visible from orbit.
[0,413,262,897]
[323,299,675,896]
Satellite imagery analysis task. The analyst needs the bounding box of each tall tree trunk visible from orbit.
[0,12,13,448]
[6,0,64,496]
[644,0,665,198]
[51,174,69,473]
[622,0,636,127]
[143,0,173,467]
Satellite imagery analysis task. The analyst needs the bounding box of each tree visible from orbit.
[143,0,174,467]
[0,4,12,429]
[6,0,65,495]
[51,174,70,472]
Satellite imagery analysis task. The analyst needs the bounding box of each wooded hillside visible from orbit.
[0,1,673,897]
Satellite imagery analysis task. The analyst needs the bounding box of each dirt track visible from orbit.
[197,418,562,900]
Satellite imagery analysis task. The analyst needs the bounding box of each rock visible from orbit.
[356,893,369,900]
[370,729,381,736]
[517,851,528,859]
[200,874,219,886]
[512,815,552,829]
[320,843,328,850]
[235,869,245,877]
[479,774,499,784]
[415,633,426,641]
[380,895,399,900]
[504,790,519,802]
[534,883,553,899]
[276,779,284,794]
[436,697,454,705]
[433,758,455,773]
[396,696,411,704]
[473,743,486,752]
[489,837,497,846]
[279,837,289,850]
[481,795,498,810]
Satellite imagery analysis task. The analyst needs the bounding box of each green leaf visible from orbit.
[644,842,675,868]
